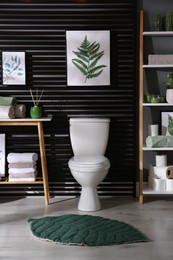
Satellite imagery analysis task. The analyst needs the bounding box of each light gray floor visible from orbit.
[0,195,173,260]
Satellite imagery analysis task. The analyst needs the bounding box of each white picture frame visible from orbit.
[161,112,173,135]
[2,51,26,85]
[66,30,110,86]
[0,134,5,177]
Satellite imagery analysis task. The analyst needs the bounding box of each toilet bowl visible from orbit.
[69,155,110,211]
[68,118,111,211]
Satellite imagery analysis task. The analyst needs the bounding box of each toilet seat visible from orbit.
[68,155,110,172]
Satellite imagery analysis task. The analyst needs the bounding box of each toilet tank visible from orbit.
[69,118,110,156]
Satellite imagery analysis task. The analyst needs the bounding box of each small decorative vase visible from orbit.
[165,12,173,31]
[154,15,163,31]
[30,106,42,118]
[166,89,173,104]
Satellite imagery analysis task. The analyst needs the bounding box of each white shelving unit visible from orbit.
[139,10,173,203]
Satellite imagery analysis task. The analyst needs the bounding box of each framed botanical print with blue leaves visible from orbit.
[0,134,5,177]
[2,51,26,85]
[66,30,110,86]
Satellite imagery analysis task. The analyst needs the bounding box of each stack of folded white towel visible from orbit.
[0,96,26,119]
[7,153,38,182]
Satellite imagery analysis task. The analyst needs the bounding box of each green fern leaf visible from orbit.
[80,36,90,49]
[87,69,103,79]
[88,43,100,54]
[90,51,104,61]
[89,53,105,69]
[87,41,97,49]
[72,58,88,70]
[72,60,87,75]
[88,65,107,74]
[73,51,89,63]
[77,48,88,56]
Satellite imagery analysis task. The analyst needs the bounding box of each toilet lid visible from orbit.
[69,155,110,168]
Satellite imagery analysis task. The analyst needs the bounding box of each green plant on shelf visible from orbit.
[164,73,173,89]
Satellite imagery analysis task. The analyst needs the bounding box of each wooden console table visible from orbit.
[0,117,52,206]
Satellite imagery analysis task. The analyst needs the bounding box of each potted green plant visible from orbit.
[164,73,173,104]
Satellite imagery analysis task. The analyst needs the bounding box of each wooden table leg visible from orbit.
[139,169,143,204]
[37,121,49,206]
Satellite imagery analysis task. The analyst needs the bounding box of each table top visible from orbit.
[0,116,52,122]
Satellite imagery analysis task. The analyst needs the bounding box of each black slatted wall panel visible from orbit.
[0,0,138,197]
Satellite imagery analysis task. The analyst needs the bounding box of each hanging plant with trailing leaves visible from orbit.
[72,35,107,83]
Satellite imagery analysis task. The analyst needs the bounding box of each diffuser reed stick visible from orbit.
[30,89,36,106]
[36,90,44,106]
[30,89,44,106]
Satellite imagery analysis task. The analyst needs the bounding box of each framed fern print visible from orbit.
[161,112,173,135]
[66,31,110,86]
[2,51,26,85]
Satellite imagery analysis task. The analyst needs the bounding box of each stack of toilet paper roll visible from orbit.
[148,154,173,191]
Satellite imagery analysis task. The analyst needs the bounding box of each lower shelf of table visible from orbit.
[143,186,173,195]
[0,177,43,184]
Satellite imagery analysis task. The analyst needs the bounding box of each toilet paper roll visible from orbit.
[148,175,154,188]
[149,165,157,178]
[153,178,166,191]
[166,179,173,191]
[155,154,167,167]
[166,166,173,179]
[156,166,173,179]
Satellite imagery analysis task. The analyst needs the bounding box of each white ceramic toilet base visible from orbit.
[78,187,101,211]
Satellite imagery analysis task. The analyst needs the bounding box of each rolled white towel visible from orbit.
[0,105,15,119]
[9,167,36,174]
[7,153,38,163]
[14,104,26,118]
[0,96,17,106]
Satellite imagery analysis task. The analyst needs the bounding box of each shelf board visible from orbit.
[143,103,172,106]
[0,177,43,184]
[143,31,173,36]
[143,186,173,195]
[0,117,52,122]
[143,146,173,151]
[143,64,173,68]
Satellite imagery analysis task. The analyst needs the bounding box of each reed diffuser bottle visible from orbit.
[30,89,44,118]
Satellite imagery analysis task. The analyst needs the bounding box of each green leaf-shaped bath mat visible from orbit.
[28,214,148,246]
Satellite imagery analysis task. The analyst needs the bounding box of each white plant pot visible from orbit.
[166,89,173,104]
